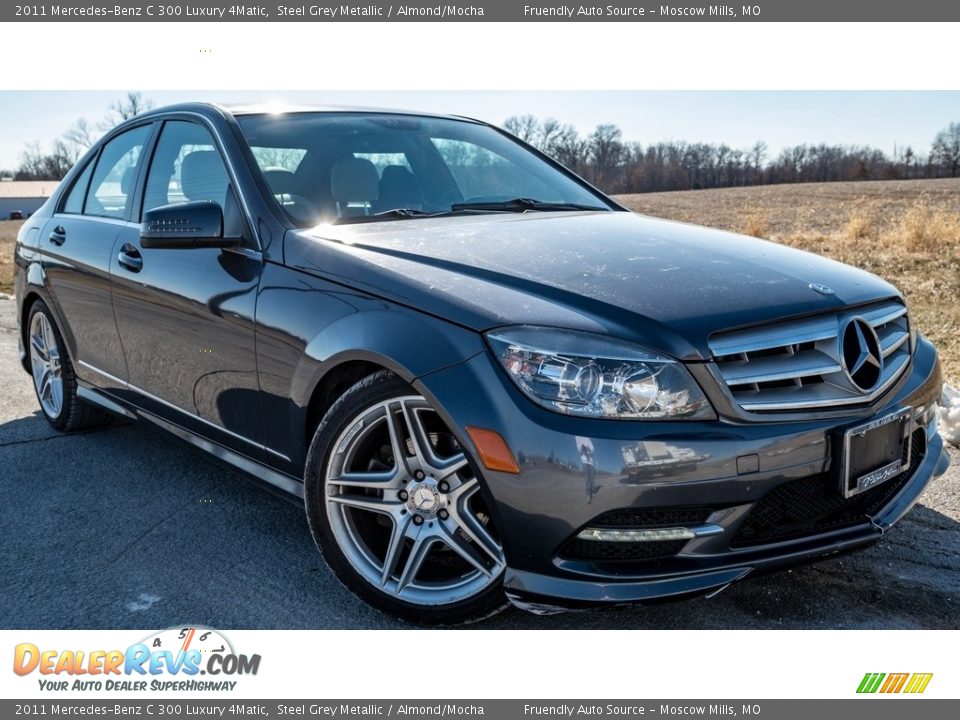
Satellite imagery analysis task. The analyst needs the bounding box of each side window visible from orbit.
[143,121,229,216]
[61,158,95,215]
[85,125,152,219]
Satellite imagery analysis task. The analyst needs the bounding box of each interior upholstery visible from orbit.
[330,157,379,216]
[180,151,229,205]
[375,165,424,212]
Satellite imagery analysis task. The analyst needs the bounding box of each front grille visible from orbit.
[731,428,925,547]
[710,299,911,412]
[560,506,712,563]
[589,506,712,528]
[562,538,689,562]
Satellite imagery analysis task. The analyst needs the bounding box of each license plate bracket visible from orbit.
[839,407,912,499]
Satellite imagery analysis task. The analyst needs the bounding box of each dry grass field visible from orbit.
[617,178,960,385]
[2,177,958,383]
[0,219,22,295]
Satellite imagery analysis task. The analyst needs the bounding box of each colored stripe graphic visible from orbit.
[880,673,909,693]
[857,672,932,694]
[858,673,885,693]
[904,673,933,694]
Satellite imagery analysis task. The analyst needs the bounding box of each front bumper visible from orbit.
[417,336,948,610]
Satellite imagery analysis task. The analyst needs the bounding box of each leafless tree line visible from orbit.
[5,93,154,181]
[504,115,960,194]
[4,99,960,192]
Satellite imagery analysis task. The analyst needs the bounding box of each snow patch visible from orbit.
[939,385,960,448]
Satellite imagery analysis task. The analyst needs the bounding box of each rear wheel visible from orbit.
[27,300,110,432]
[304,371,507,624]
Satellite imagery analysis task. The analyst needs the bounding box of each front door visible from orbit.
[110,119,264,454]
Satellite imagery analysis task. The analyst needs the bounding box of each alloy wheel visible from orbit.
[29,311,64,419]
[324,395,505,606]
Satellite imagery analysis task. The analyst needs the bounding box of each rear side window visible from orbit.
[61,159,95,215]
[85,125,152,219]
[143,121,229,215]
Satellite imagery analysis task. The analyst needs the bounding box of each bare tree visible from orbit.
[589,124,625,190]
[104,92,155,127]
[931,122,960,177]
[503,115,540,143]
[16,141,46,180]
[63,118,96,154]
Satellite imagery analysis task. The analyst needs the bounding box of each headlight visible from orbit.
[486,326,714,420]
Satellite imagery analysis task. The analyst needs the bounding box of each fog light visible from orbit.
[576,526,697,543]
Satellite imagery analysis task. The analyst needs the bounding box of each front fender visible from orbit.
[254,262,486,474]
[294,308,485,410]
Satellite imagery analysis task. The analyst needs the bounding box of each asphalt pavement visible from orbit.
[1,297,957,629]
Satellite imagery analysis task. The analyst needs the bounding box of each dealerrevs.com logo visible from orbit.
[13,627,261,693]
[857,673,933,694]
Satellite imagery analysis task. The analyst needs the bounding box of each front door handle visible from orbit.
[48,226,66,246]
[117,244,143,273]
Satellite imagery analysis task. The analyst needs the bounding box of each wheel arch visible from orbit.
[18,288,56,374]
[291,308,485,467]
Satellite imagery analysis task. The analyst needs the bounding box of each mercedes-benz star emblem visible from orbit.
[840,316,883,392]
[412,486,438,512]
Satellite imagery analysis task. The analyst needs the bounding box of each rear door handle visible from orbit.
[48,226,66,246]
[117,244,143,273]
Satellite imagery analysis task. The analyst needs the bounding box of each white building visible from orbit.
[0,180,58,219]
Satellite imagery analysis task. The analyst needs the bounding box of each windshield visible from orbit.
[236,112,614,226]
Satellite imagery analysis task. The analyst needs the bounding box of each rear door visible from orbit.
[38,123,154,389]
[110,118,265,454]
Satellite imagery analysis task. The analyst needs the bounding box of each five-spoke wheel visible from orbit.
[29,310,64,419]
[26,300,109,432]
[305,371,507,624]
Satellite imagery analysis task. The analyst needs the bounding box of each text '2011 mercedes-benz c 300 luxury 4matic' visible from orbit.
[14,104,950,623]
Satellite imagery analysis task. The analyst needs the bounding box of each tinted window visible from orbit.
[431,138,558,202]
[143,121,229,215]
[237,112,610,226]
[61,158,95,215]
[85,125,152,219]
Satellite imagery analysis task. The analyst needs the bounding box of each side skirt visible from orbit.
[76,383,304,502]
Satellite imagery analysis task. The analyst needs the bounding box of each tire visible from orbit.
[304,370,508,625]
[26,300,111,432]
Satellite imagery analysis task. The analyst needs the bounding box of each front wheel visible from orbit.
[304,371,508,625]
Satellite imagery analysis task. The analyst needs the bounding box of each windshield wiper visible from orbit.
[334,208,443,225]
[333,198,608,225]
[450,197,609,213]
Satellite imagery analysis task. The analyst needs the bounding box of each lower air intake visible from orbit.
[731,428,925,548]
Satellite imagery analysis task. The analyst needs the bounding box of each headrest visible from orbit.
[263,167,298,196]
[181,151,226,203]
[330,157,379,204]
[120,166,136,195]
[381,165,413,183]
[377,165,423,210]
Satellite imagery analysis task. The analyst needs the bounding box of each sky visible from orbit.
[1,90,959,172]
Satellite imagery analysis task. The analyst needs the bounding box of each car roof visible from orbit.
[134,101,482,124]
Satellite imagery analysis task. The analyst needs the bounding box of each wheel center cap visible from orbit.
[405,480,445,517]
[412,485,438,512]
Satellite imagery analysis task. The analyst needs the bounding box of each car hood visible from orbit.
[284,211,901,360]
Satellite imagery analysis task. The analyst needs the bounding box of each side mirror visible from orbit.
[140,201,238,249]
